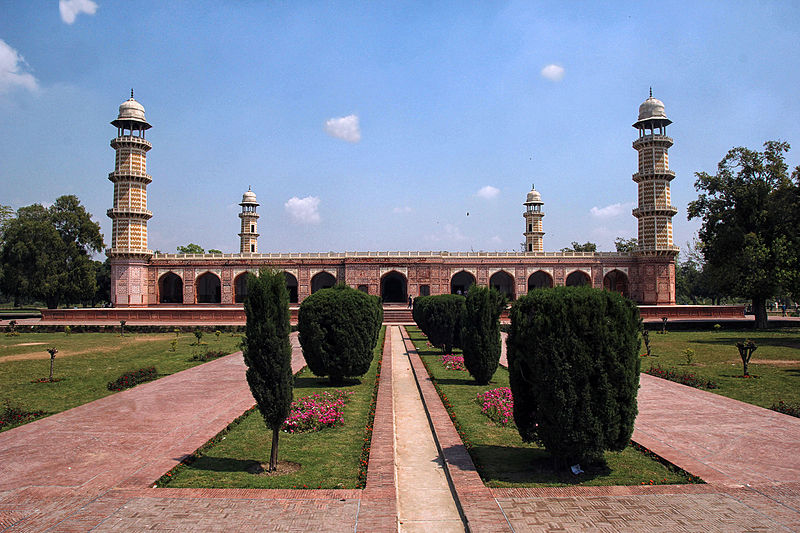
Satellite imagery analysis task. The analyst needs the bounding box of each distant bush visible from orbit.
[461,285,505,384]
[413,294,465,353]
[0,400,46,429]
[298,284,383,383]
[107,367,158,391]
[770,400,800,418]
[507,286,640,465]
[191,350,227,362]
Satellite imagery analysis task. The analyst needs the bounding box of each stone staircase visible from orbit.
[382,304,415,324]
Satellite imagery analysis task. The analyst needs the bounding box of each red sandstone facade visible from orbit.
[105,92,678,309]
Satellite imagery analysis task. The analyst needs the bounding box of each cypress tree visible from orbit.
[298,284,382,383]
[507,286,640,466]
[242,268,293,472]
[461,285,505,384]
[416,294,465,353]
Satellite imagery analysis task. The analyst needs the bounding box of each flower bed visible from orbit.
[645,364,718,389]
[440,354,466,371]
[476,387,514,426]
[282,390,354,433]
[770,400,800,418]
[107,367,158,391]
[0,401,46,430]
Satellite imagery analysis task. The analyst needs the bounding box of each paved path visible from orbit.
[1,327,800,531]
[391,326,463,532]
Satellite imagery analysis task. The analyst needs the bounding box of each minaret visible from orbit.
[632,90,678,255]
[106,90,153,258]
[523,184,544,252]
[239,188,260,253]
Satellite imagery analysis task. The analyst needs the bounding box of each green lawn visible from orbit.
[406,326,695,487]
[161,327,385,489]
[0,331,243,430]
[644,327,800,408]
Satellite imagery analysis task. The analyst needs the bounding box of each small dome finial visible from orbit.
[649,87,652,98]
[131,88,134,99]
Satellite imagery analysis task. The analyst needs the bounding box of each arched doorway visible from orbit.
[158,272,183,303]
[311,271,336,294]
[284,272,299,303]
[565,270,591,287]
[381,271,407,302]
[234,273,249,303]
[527,270,553,290]
[489,271,515,300]
[603,269,629,297]
[196,272,221,303]
[451,270,476,295]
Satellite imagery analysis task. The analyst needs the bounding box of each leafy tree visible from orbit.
[461,285,505,384]
[176,243,204,254]
[687,141,800,328]
[298,284,382,383]
[0,196,104,308]
[614,237,638,253]
[242,269,293,472]
[92,259,111,307]
[507,286,640,466]
[208,248,222,254]
[560,241,597,253]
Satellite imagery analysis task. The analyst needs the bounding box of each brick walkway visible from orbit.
[1,328,800,531]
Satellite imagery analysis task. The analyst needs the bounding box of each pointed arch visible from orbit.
[450,270,476,295]
[527,270,553,290]
[284,271,299,303]
[603,269,629,297]
[565,270,591,287]
[158,272,183,303]
[310,271,337,294]
[196,271,222,303]
[381,270,408,303]
[234,272,250,304]
[489,270,515,300]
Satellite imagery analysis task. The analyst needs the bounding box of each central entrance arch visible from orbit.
[451,270,476,295]
[158,272,183,303]
[565,270,591,287]
[381,271,407,302]
[311,271,336,294]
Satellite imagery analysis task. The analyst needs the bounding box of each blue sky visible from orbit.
[2,1,799,255]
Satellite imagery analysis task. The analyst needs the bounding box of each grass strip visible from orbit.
[162,326,385,489]
[406,326,697,488]
[0,332,243,431]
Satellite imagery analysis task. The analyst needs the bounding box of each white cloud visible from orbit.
[490,235,502,244]
[393,206,412,214]
[0,39,38,94]
[540,64,565,82]
[590,202,635,218]
[444,223,466,241]
[476,185,500,199]
[324,114,361,143]
[284,196,321,224]
[59,0,98,24]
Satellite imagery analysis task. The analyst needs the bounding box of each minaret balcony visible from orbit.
[108,171,152,184]
[632,170,675,183]
[110,136,152,150]
[632,206,678,218]
[632,135,673,149]
[107,207,153,220]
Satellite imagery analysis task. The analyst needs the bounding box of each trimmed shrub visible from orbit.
[107,367,158,391]
[242,268,294,472]
[507,286,640,465]
[298,284,383,383]
[414,293,465,353]
[461,285,505,384]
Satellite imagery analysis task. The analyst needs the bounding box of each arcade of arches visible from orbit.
[157,267,632,304]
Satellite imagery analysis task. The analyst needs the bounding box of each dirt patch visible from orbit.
[0,345,125,363]
[12,342,47,347]
[725,359,800,367]
[246,461,302,476]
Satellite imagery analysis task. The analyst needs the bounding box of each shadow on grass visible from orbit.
[783,368,800,376]
[689,336,800,350]
[293,376,363,389]
[433,377,481,386]
[184,456,263,473]
[462,444,609,485]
